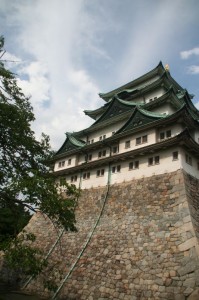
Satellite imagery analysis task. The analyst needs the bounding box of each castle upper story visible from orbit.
[52,62,199,188]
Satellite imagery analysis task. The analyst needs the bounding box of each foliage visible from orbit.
[3,231,46,277]
[0,36,79,283]
[0,202,31,247]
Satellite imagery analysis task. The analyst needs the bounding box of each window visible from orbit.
[136,137,141,145]
[129,161,139,170]
[125,140,131,149]
[166,130,171,138]
[96,169,105,177]
[142,135,148,143]
[112,165,121,173]
[117,165,121,172]
[58,161,65,168]
[148,156,160,166]
[112,146,118,154]
[155,156,159,164]
[71,175,77,182]
[98,150,106,158]
[160,130,171,140]
[148,157,153,166]
[68,159,71,165]
[112,166,116,173]
[160,132,165,140]
[185,154,192,165]
[173,151,178,160]
[136,135,147,145]
[83,172,90,180]
[88,154,92,161]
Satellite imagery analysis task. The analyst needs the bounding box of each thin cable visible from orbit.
[22,228,65,289]
[23,180,82,290]
[52,164,111,300]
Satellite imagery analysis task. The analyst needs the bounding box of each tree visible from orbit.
[0,36,79,284]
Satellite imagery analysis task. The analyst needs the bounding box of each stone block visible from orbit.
[183,278,196,288]
[187,288,199,300]
[184,287,194,296]
[178,237,197,252]
[178,260,198,276]
[174,295,185,300]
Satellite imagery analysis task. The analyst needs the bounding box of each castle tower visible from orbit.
[53,61,199,188]
[25,62,199,299]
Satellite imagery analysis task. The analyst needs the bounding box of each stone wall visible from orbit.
[23,170,199,299]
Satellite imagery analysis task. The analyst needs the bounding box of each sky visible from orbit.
[1,0,199,150]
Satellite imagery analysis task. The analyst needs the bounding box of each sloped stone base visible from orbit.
[21,170,199,299]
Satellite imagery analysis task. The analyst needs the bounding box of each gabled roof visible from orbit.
[143,87,183,111]
[180,90,199,120]
[117,106,166,134]
[84,105,107,120]
[90,96,143,126]
[99,62,184,102]
[55,132,85,156]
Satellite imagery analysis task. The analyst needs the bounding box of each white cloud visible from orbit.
[180,48,199,59]
[187,65,199,74]
[1,0,103,149]
[17,61,50,106]
[116,1,198,84]
[2,0,199,149]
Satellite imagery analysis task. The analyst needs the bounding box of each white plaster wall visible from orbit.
[181,149,199,179]
[110,147,182,185]
[61,147,184,189]
[119,128,156,153]
[54,155,77,172]
[77,147,111,165]
[78,153,86,165]
[145,87,166,104]
[81,166,109,189]
[85,120,126,143]
[152,102,176,115]
[157,124,183,142]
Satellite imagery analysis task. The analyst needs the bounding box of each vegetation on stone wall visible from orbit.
[0,36,79,286]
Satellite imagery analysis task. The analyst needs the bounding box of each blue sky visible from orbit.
[1,0,199,149]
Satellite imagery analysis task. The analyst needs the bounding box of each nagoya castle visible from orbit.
[24,62,199,299]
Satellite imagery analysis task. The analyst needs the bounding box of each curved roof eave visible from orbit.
[99,61,165,101]
[90,96,138,127]
[54,132,85,156]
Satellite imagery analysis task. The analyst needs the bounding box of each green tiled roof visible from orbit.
[138,107,167,118]
[91,96,141,126]
[99,61,165,101]
[117,106,166,134]
[55,132,85,156]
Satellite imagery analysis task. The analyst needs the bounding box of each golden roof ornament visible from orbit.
[165,64,170,72]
